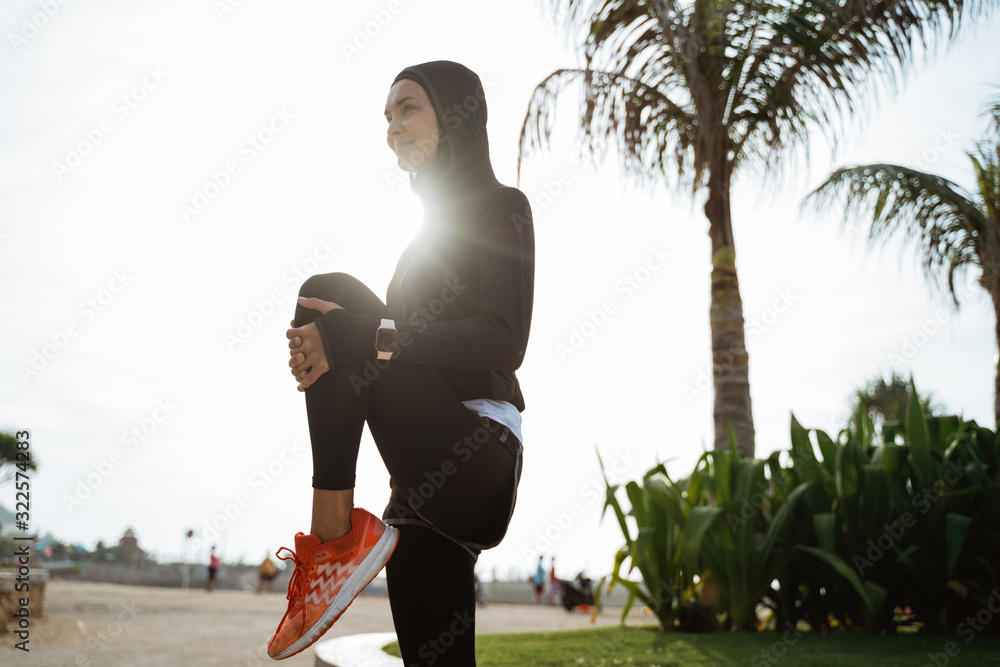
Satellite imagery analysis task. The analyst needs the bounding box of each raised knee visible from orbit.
[298,272,351,299]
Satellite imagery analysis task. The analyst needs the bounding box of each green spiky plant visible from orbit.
[594,451,692,631]
[783,382,1000,633]
[595,436,871,632]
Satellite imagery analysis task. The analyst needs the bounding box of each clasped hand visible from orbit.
[286,296,343,392]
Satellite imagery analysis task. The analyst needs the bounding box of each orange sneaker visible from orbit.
[266,507,399,660]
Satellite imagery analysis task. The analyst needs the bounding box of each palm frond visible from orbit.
[808,163,995,304]
[517,67,698,188]
[967,142,1000,291]
[969,143,1000,222]
[526,0,994,194]
[985,94,1000,139]
[743,0,987,163]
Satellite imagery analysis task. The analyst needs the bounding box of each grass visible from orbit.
[383,625,1000,666]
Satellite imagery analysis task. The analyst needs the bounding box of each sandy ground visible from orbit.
[2,580,646,667]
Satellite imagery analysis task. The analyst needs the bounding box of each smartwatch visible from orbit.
[375,319,398,361]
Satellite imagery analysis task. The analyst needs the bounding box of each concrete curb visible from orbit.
[314,632,401,667]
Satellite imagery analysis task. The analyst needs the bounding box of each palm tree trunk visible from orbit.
[994,293,1000,430]
[705,165,756,456]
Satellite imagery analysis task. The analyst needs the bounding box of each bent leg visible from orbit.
[295,273,390,490]
[295,272,390,325]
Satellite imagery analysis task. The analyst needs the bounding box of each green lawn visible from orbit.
[383,625,1000,666]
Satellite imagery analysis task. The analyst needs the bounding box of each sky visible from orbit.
[1,0,998,583]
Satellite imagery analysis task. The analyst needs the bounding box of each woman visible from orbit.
[205,545,220,592]
[266,61,534,665]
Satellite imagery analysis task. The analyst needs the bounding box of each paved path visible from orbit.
[7,579,650,666]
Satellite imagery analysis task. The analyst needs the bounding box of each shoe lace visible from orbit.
[276,547,307,608]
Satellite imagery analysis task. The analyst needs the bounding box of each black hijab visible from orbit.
[392,61,501,220]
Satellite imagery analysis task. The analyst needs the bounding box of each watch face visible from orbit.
[375,328,398,353]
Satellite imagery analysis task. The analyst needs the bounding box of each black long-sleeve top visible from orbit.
[315,185,534,410]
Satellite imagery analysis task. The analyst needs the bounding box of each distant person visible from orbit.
[547,556,560,605]
[266,61,534,664]
[205,546,220,592]
[474,572,487,606]
[533,555,546,605]
[258,554,278,594]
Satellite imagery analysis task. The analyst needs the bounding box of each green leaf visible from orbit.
[684,506,722,577]
[945,513,973,579]
[790,414,822,484]
[604,483,632,550]
[906,379,935,488]
[813,513,837,553]
[758,481,811,559]
[644,474,689,527]
[815,429,840,476]
[930,416,962,454]
[609,545,632,588]
[619,589,636,624]
[625,480,646,526]
[592,574,611,621]
[836,439,861,511]
[798,545,876,611]
[712,450,732,506]
[859,463,890,537]
[611,575,654,613]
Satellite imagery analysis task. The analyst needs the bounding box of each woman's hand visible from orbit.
[287,297,343,392]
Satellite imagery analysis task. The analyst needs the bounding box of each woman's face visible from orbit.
[385,79,440,173]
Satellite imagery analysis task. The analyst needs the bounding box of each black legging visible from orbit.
[294,272,521,666]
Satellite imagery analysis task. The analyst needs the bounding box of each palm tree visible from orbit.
[848,371,938,443]
[0,430,37,487]
[518,0,991,455]
[810,97,1000,428]
[0,430,38,535]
